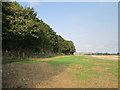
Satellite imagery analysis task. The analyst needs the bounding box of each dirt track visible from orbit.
[2,62,65,88]
[33,56,66,61]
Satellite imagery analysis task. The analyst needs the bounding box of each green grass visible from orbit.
[38,55,57,58]
[2,55,57,64]
[47,56,88,65]
[3,55,118,81]
[45,55,118,80]
[2,59,29,64]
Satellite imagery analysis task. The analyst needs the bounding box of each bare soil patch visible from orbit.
[36,71,77,88]
[75,77,118,88]
[2,62,65,88]
[65,68,79,73]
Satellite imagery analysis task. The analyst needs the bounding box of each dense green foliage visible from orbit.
[2,2,76,59]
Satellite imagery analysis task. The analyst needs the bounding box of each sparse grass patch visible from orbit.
[3,55,118,81]
[3,55,118,88]
[45,55,117,82]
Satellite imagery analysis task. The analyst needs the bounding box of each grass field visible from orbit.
[2,55,118,88]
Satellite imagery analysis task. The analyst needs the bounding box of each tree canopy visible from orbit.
[2,2,76,59]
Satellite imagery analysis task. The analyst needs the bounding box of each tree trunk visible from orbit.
[22,52,25,58]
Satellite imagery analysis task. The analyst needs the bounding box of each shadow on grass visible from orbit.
[2,56,57,64]
[2,59,27,64]
[39,55,57,58]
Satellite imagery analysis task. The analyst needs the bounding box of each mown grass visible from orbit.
[47,56,88,65]
[45,55,118,80]
[3,55,118,81]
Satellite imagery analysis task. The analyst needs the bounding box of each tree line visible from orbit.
[2,2,76,59]
[85,53,119,55]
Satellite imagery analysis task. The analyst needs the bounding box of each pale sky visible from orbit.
[17,2,118,53]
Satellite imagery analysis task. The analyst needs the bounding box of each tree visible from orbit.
[2,1,76,59]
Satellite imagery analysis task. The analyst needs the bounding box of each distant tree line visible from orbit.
[2,2,76,59]
[85,52,119,55]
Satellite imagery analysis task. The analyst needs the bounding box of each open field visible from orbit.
[2,55,118,88]
[87,55,118,61]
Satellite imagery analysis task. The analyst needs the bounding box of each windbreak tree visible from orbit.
[2,1,76,59]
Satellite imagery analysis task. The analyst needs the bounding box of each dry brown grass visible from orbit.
[36,66,117,88]
[36,71,77,88]
[89,55,118,61]
[94,62,114,65]
[92,66,110,71]
[74,64,84,68]
[33,56,67,61]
